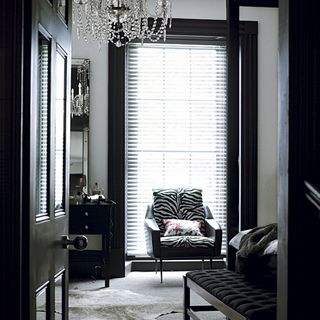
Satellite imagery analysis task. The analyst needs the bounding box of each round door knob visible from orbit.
[62,235,88,250]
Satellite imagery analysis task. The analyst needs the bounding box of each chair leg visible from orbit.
[160,259,163,283]
[201,259,204,270]
[155,259,158,274]
[210,258,213,269]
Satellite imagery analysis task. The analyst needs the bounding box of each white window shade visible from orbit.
[126,42,227,256]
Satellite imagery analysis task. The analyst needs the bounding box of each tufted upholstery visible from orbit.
[186,269,276,320]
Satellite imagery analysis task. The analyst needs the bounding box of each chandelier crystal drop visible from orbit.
[71,83,90,117]
[72,0,172,47]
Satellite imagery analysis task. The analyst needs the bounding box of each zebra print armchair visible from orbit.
[144,188,222,283]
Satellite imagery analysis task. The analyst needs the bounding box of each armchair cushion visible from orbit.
[160,235,215,248]
[144,204,222,260]
[153,188,206,234]
[163,219,204,237]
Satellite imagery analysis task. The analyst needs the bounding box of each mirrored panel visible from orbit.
[37,32,51,218]
[36,285,48,320]
[70,59,90,201]
[57,0,68,22]
[55,49,66,213]
[54,272,64,320]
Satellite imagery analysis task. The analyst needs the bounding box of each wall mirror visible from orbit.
[70,58,90,199]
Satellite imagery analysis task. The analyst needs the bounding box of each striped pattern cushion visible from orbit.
[160,236,215,248]
[153,188,206,234]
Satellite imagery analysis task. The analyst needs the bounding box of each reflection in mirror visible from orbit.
[70,59,90,201]
[71,59,90,118]
[70,131,84,173]
[55,50,66,213]
[36,286,47,320]
[54,273,64,320]
[37,32,50,218]
[57,0,67,22]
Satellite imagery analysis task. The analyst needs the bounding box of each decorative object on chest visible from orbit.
[69,202,115,287]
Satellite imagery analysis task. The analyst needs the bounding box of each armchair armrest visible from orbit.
[205,219,222,256]
[144,216,161,258]
[145,218,160,231]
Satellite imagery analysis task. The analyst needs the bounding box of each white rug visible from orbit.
[68,288,183,320]
[67,272,227,320]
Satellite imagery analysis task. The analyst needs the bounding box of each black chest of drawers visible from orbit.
[69,202,114,287]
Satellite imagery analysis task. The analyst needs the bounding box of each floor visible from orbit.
[70,270,221,307]
[70,270,200,301]
[68,271,226,320]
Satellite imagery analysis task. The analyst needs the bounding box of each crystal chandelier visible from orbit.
[72,0,172,47]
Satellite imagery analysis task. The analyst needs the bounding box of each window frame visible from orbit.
[108,19,257,273]
[125,40,229,256]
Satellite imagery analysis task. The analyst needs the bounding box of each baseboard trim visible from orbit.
[129,259,226,272]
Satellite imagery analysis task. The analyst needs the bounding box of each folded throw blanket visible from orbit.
[237,223,277,258]
[236,223,277,284]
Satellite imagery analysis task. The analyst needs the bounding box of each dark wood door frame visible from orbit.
[0,1,25,319]
[226,0,240,271]
[227,1,320,320]
[278,0,320,319]
[225,0,278,268]
[226,0,264,269]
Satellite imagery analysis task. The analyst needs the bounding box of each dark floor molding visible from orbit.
[128,259,226,272]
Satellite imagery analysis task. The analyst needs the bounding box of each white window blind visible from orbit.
[126,42,227,256]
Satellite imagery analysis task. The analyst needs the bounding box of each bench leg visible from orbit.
[183,276,190,320]
[210,258,213,269]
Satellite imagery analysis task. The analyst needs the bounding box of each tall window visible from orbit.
[109,20,257,275]
[125,42,227,256]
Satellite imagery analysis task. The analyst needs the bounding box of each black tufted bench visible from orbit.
[184,269,276,320]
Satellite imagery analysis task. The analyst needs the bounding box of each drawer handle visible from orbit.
[84,211,89,216]
[85,225,89,230]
